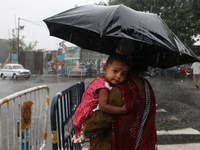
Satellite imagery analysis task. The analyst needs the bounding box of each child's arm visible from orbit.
[98,88,126,114]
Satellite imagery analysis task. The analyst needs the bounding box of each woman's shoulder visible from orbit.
[116,79,136,88]
[140,77,154,90]
[140,77,151,84]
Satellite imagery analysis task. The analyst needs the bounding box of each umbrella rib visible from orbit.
[99,5,120,36]
[69,34,72,42]
[70,7,96,26]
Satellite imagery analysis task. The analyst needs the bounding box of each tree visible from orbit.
[11,29,39,51]
[37,49,45,52]
[108,0,200,51]
[19,35,38,51]
[0,39,11,62]
[95,1,108,5]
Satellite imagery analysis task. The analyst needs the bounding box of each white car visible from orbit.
[0,64,31,80]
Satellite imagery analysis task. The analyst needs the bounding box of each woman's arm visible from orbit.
[98,88,126,114]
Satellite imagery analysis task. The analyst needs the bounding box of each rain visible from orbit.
[1,0,200,150]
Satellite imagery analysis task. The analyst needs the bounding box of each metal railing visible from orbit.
[0,85,50,150]
[50,81,85,150]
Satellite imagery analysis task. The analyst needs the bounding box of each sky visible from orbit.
[0,0,107,50]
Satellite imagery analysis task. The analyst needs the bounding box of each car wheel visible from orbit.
[1,74,5,79]
[13,74,18,80]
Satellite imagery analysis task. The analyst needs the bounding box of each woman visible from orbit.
[94,49,157,150]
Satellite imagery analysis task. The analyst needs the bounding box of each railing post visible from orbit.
[50,82,85,150]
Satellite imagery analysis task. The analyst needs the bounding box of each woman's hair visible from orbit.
[130,51,148,73]
[106,53,130,68]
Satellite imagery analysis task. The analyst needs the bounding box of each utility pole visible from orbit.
[17,18,20,64]
[16,18,24,63]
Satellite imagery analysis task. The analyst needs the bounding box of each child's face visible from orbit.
[103,61,129,85]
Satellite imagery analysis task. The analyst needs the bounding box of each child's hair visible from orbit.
[106,53,130,67]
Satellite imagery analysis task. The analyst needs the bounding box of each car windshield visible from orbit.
[13,65,24,69]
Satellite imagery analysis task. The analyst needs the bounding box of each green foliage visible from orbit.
[108,0,200,51]
[20,36,38,51]
[11,29,39,51]
[0,39,11,62]
[95,1,108,5]
[37,49,45,52]
[0,29,42,62]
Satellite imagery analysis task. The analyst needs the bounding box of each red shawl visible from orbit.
[111,79,157,150]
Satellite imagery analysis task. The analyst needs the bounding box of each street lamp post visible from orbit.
[16,18,24,64]
[17,18,20,64]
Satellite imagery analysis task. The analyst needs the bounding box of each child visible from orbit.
[72,53,130,149]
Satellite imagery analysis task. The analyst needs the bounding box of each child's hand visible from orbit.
[121,105,127,114]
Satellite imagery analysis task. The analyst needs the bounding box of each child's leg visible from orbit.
[89,134,101,150]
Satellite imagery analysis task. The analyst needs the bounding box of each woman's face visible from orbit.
[103,61,129,85]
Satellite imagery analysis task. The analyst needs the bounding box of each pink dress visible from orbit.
[72,76,112,143]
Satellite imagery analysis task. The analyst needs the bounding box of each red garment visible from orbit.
[111,79,157,150]
[73,76,112,136]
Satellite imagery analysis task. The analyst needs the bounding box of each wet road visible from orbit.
[0,75,86,99]
[1,75,200,149]
[149,75,200,145]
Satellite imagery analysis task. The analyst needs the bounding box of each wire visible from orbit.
[20,18,46,28]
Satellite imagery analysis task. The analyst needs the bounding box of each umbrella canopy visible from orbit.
[43,4,199,69]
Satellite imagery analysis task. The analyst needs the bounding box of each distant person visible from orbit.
[72,53,130,150]
[87,64,92,77]
[191,62,200,89]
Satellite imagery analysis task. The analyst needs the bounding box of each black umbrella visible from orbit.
[43,4,199,69]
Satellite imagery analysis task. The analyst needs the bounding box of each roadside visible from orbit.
[157,143,200,150]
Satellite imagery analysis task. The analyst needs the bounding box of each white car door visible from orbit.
[8,65,13,77]
[3,65,8,76]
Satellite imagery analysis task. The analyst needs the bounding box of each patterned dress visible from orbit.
[72,76,112,143]
[83,86,124,139]
[95,78,157,150]
[111,78,157,150]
